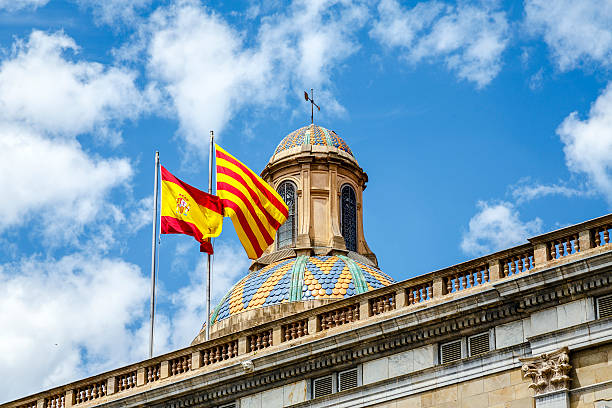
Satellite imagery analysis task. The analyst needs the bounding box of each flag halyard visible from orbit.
[215,144,288,259]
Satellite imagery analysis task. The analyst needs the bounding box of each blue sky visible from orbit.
[1,0,611,401]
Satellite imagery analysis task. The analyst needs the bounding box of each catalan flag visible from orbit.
[215,144,289,259]
[160,166,223,254]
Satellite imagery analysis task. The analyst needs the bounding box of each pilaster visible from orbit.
[160,361,169,379]
[65,391,74,408]
[308,315,318,334]
[238,337,248,355]
[534,243,548,265]
[396,288,407,308]
[106,377,116,396]
[433,276,445,297]
[534,390,570,408]
[488,259,503,281]
[359,299,370,319]
[520,347,571,408]
[579,229,592,251]
[191,351,201,370]
[272,326,282,346]
[136,368,145,387]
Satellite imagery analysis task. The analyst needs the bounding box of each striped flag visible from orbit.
[160,166,223,254]
[215,144,289,259]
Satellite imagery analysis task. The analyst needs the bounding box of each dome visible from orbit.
[274,124,353,156]
[210,255,394,325]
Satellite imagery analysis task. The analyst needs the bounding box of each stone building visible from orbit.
[3,124,612,408]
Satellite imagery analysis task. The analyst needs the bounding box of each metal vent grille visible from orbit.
[313,375,334,398]
[469,332,490,356]
[440,340,462,364]
[218,404,236,408]
[597,294,612,319]
[338,368,359,391]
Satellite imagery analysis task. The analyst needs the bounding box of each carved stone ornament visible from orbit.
[241,360,254,373]
[520,347,571,395]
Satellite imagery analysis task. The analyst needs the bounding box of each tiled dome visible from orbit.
[274,124,353,156]
[209,255,393,325]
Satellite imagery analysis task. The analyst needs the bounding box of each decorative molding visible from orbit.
[520,347,571,395]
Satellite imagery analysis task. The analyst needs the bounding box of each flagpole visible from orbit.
[149,151,160,358]
[206,131,214,341]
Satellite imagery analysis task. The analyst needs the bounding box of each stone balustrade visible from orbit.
[593,223,611,247]
[115,371,137,392]
[247,330,272,352]
[318,304,359,330]
[369,292,395,316]
[281,319,308,342]
[5,212,612,408]
[501,247,535,277]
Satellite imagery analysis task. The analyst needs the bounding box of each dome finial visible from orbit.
[304,89,320,125]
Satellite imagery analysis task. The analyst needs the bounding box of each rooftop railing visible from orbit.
[4,212,612,408]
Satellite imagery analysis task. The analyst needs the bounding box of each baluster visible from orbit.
[526,256,531,270]
[574,235,580,252]
[452,275,458,292]
[551,242,557,259]
[605,228,610,244]
[503,261,509,277]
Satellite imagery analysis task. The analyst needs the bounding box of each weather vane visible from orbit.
[304,88,320,125]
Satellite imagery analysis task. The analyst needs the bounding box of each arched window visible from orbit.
[277,181,297,248]
[341,184,357,252]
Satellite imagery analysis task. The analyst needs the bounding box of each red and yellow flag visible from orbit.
[161,166,223,254]
[215,144,288,259]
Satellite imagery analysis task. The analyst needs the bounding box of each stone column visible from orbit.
[520,347,571,408]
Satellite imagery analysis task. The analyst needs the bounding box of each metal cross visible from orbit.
[304,89,320,125]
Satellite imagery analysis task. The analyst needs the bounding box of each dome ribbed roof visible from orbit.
[274,124,353,156]
[209,255,393,325]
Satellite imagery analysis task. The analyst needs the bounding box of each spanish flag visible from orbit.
[160,166,223,254]
[215,144,288,259]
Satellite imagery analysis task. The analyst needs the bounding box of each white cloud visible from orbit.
[524,0,612,71]
[0,253,149,402]
[558,82,612,205]
[510,180,589,203]
[0,123,133,242]
[0,0,48,12]
[0,30,148,141]
[74,0,151,26]
[461,201,542,256]
[370,0,510,88]
[145,0,367,154]
[0,31,157,242]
